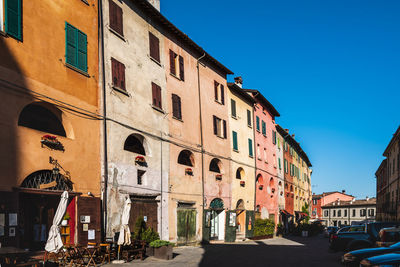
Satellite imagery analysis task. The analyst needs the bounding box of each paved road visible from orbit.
[104,235,343,267]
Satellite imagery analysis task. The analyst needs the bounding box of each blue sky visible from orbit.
[162,0,400,199]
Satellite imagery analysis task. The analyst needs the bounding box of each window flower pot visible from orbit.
[153,245,173,260]
[41,135,65,151]
[215,174,222,181]
[258,185,263,190]
[271,188,275,193]
[185,168,193,176]
[240,181,245,187]
[135,156,148,167]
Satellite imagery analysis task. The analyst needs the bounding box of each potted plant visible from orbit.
[149,240,174,260]
[215,174,222,181]
[258,185,263,190]
[135,156,148,167]
[185,168,193,176]
[240,181,245,187]
[41,135,65,151]
[142,228,160,257]
[61,212,70,226]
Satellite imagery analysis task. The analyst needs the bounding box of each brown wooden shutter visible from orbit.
[109,1,116,32]
[214,81,218,101]
[149,32,160,62]
[213,115,217,135]
[169,50,176,75]
[157,84,162,109]
[109,1,123,36]
[177,95,182,119]
[111,58,118,87]
[179,55,184,81]
[152,82,157,106]
[115,4,123,36]
[223,120,227,138]
[119,62,125,90]
[220,84,225,105]
[172,94,178,118]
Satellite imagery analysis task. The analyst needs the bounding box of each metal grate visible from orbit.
[20,170,73,191]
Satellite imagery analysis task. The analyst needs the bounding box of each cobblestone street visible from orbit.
[104,235,342,267]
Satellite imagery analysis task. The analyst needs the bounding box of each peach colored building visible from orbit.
[312,191,354,221]
[244,89,280,223]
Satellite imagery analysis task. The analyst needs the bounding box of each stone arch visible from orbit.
[20,169,73,191]
[236,167,244,179]
[209,158,222,173]
[124,133,146,155]
[210,198,224,209]
[177,150,195,167]
[256,174,263,184]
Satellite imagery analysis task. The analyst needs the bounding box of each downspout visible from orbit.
[196,53,206,238]
[160,131,163,238]
[98,0,109,241]
[252,103,257,213]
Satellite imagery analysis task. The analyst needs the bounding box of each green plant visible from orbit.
[133,216,146,240]
[149,240,174,248]
[63,212,70,220]
[142,228,160,243]
[301,203,310,224]
[254,219,275,237]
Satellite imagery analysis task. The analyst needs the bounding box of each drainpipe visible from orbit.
[98,0,109,241]
[160,131,163,238]
[196,53,206,237]
[252,103,257,213]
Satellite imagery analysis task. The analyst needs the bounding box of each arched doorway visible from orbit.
[209,198,225,241]
[236,199,246,237]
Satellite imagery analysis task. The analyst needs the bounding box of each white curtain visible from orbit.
[117,197,131,245]
[45,191,69,253]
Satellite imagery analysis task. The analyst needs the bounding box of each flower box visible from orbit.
[271,188,275,193]
[185,168,193,176]
[150,240,173,260]
[135,156,148,167]
[41,135,64,151]
[215,174,222,181]
[258,185,263,190]
[240,181,245,187]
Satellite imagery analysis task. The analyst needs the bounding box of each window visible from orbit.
[5,0,22,40]
[284,141,288,151]
[360,209,366,217]
[352,209,356,217]
[169,50,184,80]
[232,131,238,151]
[263,148,267,162]
[151,82,162,109]
[137,170,145,185]
[278,158,281,170]
[109,0,123,36]
[149,32,160,63]
[257,144,261,160]
[247,110,252,127]
[284,159,288,173]
[256,116,260,132]
[338,210,341,217]
[272,130,277,144]
[18,103,67,137]
[231,99,236,118]
[312,199,317,205]
[324,210,328,217]
[171,94,182,120]
[111,58,125,91]
[209,158,221,173]
[344,209,347,217]
[213,115,226,138]
[248,139,253,157]
[368,209,375,216]
[262,121,266,136]
[214,81,224,104]
[236,168,244,179]
[177,150,194,166]
[65,23,87,73]
[333,210,336,217]
[124,134,146,155]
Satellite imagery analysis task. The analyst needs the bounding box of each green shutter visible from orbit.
[77,30,87,72]
[231,99,236,118]
[256,116,260,131]
[262,121,266,135]
[247,110,251,127]
[279,158,281,169]
[248,139,253,157]
[232,131,238,151]
[5,0,22,40]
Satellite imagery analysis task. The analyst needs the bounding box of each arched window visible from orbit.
[256,205,261,212]
[21,170,73,191]
[256,174,263,184]
[236,199,245,210]
[177,150,194,166]
[236,168,244,179]
[209,158,221,173]
[124,134,146,155]
[18,103,66,137]
[269,177,274,188]
[210,198,224,209]
[290,185,293,192]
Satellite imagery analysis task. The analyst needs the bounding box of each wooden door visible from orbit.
[76,196,101,245]
[129,201,158,233]
[177,209,196,245]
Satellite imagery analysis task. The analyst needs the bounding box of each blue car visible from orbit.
[343,242,400,266]
[360,252,400,266]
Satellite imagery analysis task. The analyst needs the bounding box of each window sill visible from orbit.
[0,30,6,37]
[81,0,89,5]
[233,149,239,153]
[216,135,225,140]
[149,55,162,67]
[247,125,252,129]
[112,86,130,97]
[256,129,260,133]
[214,99,224,105]
[152,105,165,114]
[172,116,183,122]
[263,134,267,138]
[170,72,183,81]
[109,27,126,42]
[231,115,237,120]
[65,63,90,77]
[249,155,254,159]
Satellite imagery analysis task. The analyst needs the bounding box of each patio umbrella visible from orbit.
[45,191,69,253]
[117,197,131,246]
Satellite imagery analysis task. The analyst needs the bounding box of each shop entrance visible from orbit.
[235,200,246,237]
[209,198,225,241]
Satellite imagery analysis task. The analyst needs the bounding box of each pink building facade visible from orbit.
[244,90,280,223]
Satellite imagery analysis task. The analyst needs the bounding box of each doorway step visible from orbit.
[235,233,246,242]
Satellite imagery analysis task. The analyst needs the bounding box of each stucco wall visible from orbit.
[276,131,285,212]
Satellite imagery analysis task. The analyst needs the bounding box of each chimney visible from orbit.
[366,196,369,201]
[285,129,289,133]
[234,76,243,88]
[342,190,346,194]
[147,0,160,11]
[291,134,295,139]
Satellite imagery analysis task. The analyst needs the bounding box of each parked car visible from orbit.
[330,222,400,252]
[342,241,400,267]
[376,227,400,247]
[324,226,339,238]
[360,252,400,267]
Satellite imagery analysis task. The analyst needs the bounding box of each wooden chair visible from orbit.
[98,243,111,264]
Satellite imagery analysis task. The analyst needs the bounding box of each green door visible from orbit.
[177,209,196,245]
[225,210,237,242]
[245,210,255,238]
[202,209,211,243]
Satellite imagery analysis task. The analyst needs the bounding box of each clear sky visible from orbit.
[162,0,400,199]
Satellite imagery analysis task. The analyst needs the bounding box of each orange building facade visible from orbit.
[0,0,101,249]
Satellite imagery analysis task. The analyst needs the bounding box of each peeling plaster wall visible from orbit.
[101,0,169,240]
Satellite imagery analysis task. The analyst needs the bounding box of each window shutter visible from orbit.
[5,0,22,40]
[177,95,182,119]
[172,94,181,119]
[109,1,123,36]
[214,81,218,101]
[157,85,162,109]
[109,0,116,31]
[231,99,236,117]
[247,110,251,126]
[256,116,260,131]
[152,82,157,106]
[220,85,225,105]
[213,116,217,135]
[77,30,87,72]
[223,120,227,138]
[111,58,119,88]
[279,158,281,169]
[262,121,266,135]
[66,23,77,67]
[149,32,160,62]
[248,139,253,157]
[169,50,176,75]
[232,131,238,150]
[119,61,125,90]
[179,55,185,81]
